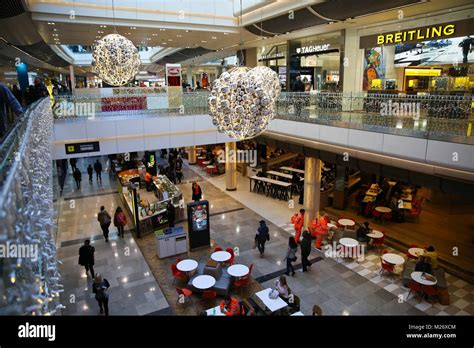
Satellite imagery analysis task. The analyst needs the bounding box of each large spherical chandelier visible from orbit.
[208,66,281,140]
[92,33,141,86]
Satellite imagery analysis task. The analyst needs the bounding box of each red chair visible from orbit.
[422,285,438,303]
[171,264,187,284]
[233,276,251,295]
[408,206,422,222]
[380,255,395,277]
[225,248,235,265]
[383,212,392,222]
[371,235,385,254]
[372,208,382,221]
[214,247,223,252]
[202,290,217,301]
[407,281,423,300]
[176,287,193,304]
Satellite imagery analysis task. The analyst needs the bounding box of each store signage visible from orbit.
[359,18,473,48]
[65,141,100,155]
[376,24,455,45]
[295,44,331,55]
[259,52,285,61]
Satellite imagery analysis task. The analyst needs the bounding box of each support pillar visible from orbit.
[69,65,75,93]
[16,63,28,99]
[303,157,321,228]
[187,146,197,165]
[333,165,346,210]
[225,142,237,191]
[187,66,193,88]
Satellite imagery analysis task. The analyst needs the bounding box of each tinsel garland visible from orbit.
[0,99,63,315]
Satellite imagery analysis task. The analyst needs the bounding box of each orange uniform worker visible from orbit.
[144,171,152,191]
[219,295,241,316]
[308,214,330,249]
[291,209,305,243]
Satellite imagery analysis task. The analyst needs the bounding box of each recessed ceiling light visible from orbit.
[159,28,166,31]
[152,33,158,36]
[53,28,57,31]
[127,32,131,35]
[176,34,182,38]
[185,46,190,48]
[147,38,151,40]
[211,36,217,39]
[162,42,167,45]
[185,30,190,33]
[48,22,55,25]
[130,26,136,29]
[201,40,207,43]
[100,25,107,28]
[168,39,173,41]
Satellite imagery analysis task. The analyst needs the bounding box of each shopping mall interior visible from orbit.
[0,0,473,334]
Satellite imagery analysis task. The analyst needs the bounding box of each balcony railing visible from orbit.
[52,92,473,145]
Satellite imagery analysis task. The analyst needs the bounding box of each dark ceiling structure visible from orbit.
[245,0,422,36]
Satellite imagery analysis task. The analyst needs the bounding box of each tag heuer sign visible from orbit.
[296,44,331,54]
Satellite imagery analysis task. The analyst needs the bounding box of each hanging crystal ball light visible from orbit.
[92,33,141,86]
[208,66,281,140]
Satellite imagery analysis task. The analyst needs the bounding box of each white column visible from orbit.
[342,29,364,111]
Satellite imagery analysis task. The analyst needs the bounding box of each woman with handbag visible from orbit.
[92,273,110,316]
[284,236,298,276]
[114,206,127,238]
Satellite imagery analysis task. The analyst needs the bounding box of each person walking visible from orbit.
[69,158,77,173]
[92,273,110,316]
[87,164,93,184]
[78,239,95,278]
[73,168,82,190]
[290,209,305,243]
[113,207,127,238]
[191,182,202,202]
[94,159,103,184]
[166,201,176,228]
[97,206,112,242]
[284,236,298,276]
[300,230,312,272]
[255,220,270,257]
[175,159,183,184]
[0,82,23,137]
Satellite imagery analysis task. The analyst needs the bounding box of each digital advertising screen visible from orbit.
[394,36,474,67]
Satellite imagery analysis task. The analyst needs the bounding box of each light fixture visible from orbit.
[53,28,57,31]
[130,26,136,29]
[223,32,228,35]
[212,36,217,39]
[176,34,182,38]
[168,38,173,41]
[185,30,190,32]
[152,33,158,36]
[48,22,55,25]
[201,40,207,43]
[92,33,141,86]
[208,66,281,140]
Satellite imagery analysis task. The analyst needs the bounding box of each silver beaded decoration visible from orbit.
[0,99,62,315]
[208,66,281,140]
[92,33,141,86]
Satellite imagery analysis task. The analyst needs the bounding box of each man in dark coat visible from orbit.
[300,230,312,272]
[78,240,95,278]
[94,159,103,183]
[167,201,176,228]
[255,220,270,257]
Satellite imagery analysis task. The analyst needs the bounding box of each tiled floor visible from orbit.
[56,167,171,316]
[186,161,474,316]
[54,156,473,316]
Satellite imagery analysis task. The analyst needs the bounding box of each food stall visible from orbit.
[117,169,184,237]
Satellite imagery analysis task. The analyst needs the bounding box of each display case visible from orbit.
[117,170,184,237]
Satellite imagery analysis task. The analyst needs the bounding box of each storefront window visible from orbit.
[288,31,341,92]
[258,42,287,90]
[360,20,473,94]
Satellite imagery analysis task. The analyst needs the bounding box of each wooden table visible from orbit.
[280,166,304,175]
[249,175,292,201]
